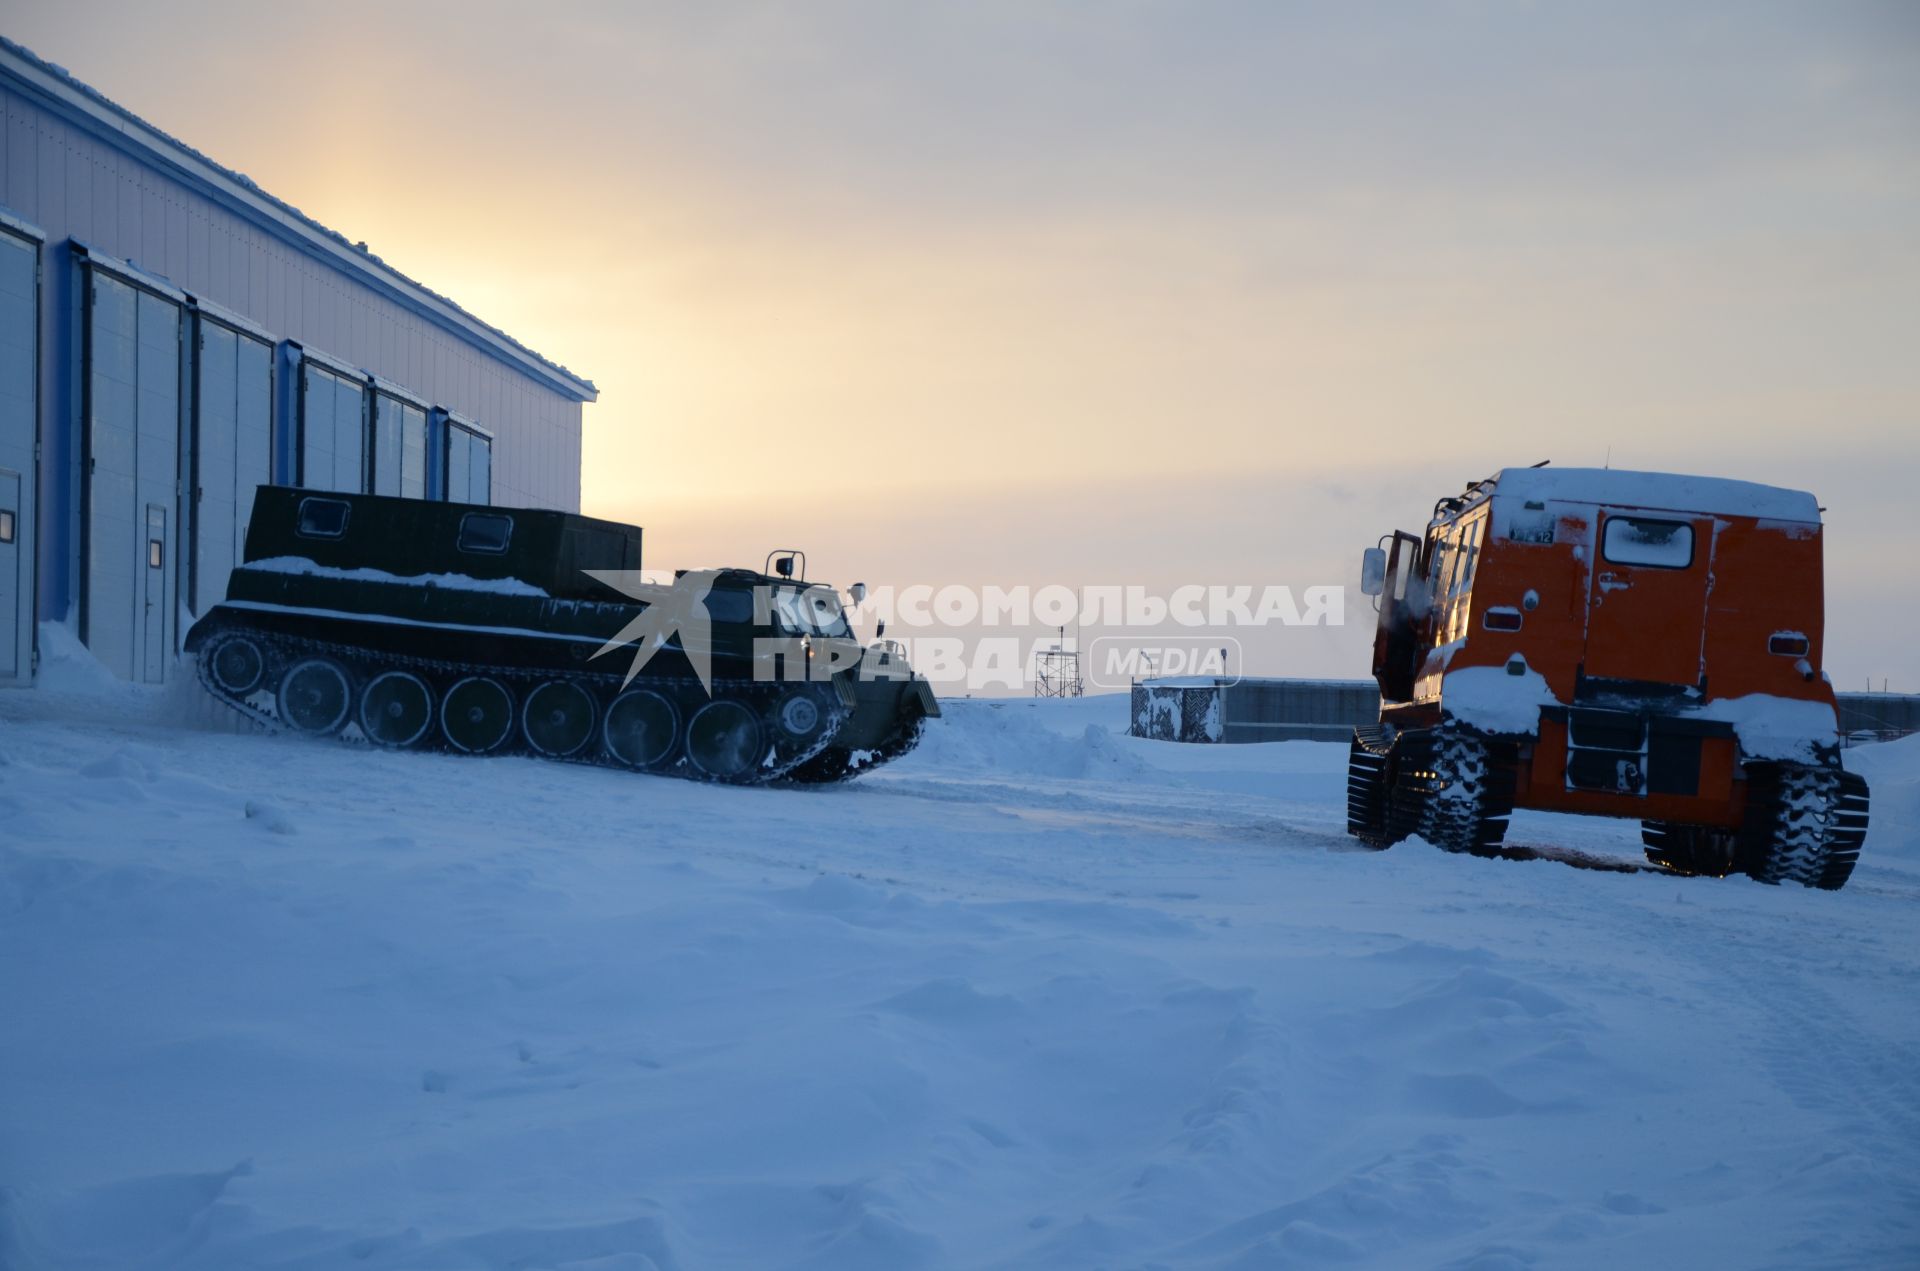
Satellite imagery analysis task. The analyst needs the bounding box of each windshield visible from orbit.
[772,585,852,637]
[703,588,757,624]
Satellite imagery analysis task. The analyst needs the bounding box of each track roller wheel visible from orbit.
[360,671,435,748]
[523,679,597,757]
[772,689,830,743]
[278,657,352,735]
[603,689,680,770]
[686,699,764,781]
[441,676,515,754]
[206,634,266,695]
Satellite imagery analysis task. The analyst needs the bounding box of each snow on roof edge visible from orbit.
[0,36,598,402]
[1489,467,1821,522]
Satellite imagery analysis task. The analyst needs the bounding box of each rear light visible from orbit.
[1484,607,1523,632]
[1769,632,1810,657]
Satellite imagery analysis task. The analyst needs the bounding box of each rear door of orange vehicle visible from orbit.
[1584,509,1715,689]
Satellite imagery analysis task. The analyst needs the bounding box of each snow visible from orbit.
[241,557,550,597]
[1492,468,1821,523]
[73,243,189,303]
[1436,670,1843,759]
[1845,734,1920,860]
[1698,693,1841,762]
[2,655,1918,1269]
[30,620,130,698]
[0,204,45,243]
[1439,664,1562,735]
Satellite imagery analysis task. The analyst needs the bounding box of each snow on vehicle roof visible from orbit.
[1490,468,1820,522]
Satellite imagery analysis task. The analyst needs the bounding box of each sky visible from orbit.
[6,0,1917,689]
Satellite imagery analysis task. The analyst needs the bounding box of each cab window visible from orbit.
[704,589,755,624]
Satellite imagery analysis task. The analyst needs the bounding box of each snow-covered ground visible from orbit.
[3,644,1918,1270]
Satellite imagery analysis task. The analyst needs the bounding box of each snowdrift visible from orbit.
[2,659,1917,1269]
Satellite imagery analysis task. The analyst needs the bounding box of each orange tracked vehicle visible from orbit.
[1350,466,1870,889]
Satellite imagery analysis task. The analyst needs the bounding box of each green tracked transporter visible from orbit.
[184,487,938,784]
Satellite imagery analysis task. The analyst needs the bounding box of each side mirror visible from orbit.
[1360,547,1387,597]
[848,581,867,605]
[875,619,887,639]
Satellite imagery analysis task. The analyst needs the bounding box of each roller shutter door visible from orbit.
[0,226,35,684]
[84,268,182,684]
[190,318,272,614]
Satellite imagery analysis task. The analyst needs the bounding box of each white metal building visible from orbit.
[0,37,597,685]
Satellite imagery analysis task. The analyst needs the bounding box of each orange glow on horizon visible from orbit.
[7,4,1914,687]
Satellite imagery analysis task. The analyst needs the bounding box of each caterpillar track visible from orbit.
[1351,723,1870,890]
[1347,724,1515,856]
[195,621,853,785]
[784,714,930,784]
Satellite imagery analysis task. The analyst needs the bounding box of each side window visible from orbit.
[1603,516,1694,568]
[1448,520,1483,642]
[1422,535,1450,608]
[457,512,512,554]
[1424,530,1456,635]
[296,497,351,539]
[1452,521,1481,600]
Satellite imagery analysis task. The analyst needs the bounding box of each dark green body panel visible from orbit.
[242,485,642,602]
[184,486,936,782]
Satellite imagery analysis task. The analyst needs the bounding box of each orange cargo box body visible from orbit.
[1349,468,1869,890]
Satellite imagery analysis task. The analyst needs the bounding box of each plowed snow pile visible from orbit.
[2,659,1917,1270]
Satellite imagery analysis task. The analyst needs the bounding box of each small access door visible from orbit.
[141,503,167,684]
[1585,509,1714,690]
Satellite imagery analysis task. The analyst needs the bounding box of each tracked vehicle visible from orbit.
[185,487,938,784]
[1350,467,1869,889]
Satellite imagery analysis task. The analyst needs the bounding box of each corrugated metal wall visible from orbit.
[1838,694,1920,741]
[0,83,584,523]
[1131,679,1920,746]
[1220,679,1379,743]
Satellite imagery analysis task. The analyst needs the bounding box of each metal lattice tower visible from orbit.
[1034,627,1083,698]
